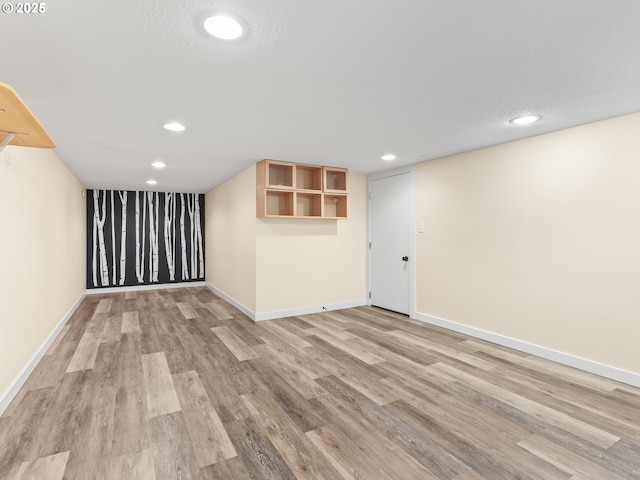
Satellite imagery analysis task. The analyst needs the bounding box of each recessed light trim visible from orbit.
[381,154,397,161]
[509,114,541,125]
[163,122,185,132]
[151,160,166,169]
[146,179,158,185]
[204,15,243,40]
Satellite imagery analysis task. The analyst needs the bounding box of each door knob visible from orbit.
[402,256,409,261]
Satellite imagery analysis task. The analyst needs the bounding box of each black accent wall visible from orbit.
[86,190,205,289]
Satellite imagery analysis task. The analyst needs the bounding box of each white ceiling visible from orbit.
[3,0,640,193]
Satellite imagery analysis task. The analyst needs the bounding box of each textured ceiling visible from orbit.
[2,0,640,193]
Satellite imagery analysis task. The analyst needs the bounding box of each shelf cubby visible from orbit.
[264,190,294,217]
[323,194,348,218]
[295,164,323,191]
[323,167,348,193]
[296,192,322,217]
[266,161,294,189]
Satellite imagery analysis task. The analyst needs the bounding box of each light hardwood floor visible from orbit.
[1,287,639,479]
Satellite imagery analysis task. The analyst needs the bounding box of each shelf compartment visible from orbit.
[323,194,347,218]
[323,167,348,193]
[295,192,322,217]
[266,161,294,189]
[295,164,323,191]
[263,190,294,217]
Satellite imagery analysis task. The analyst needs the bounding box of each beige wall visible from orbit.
[0,146,86,400]
[205,165,257,312]
[416,113,640,374]
[207,167,367,317]
[256,173,367,314]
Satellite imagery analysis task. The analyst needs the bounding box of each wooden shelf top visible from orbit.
[0,81,55,148]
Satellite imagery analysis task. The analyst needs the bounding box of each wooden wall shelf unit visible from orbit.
[0,82,56,153]
[257,160,348,219]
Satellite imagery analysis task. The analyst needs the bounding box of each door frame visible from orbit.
[367,165,416,318]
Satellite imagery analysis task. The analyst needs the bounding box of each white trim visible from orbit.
[85,281,205,295]
[205,282,366,322]
[253,299,367,322]
[205,282,256,320]
[414,311,640,389]
[367,165,416,317]
[0,293,86,415]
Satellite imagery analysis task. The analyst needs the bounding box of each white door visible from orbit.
[370,172,411,314]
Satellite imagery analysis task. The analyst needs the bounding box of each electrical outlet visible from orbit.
[418,221,425,233]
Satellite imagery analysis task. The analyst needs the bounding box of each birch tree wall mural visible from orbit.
[86,190,205,289]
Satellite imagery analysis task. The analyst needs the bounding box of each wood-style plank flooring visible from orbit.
[1,286,639,479]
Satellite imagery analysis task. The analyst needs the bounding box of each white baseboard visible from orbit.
[413,311,640,389]
[254,299,367,322]
[205,283,257,320]
[205,282,366,322]
[86,281,205,295]
[0,292,86,416]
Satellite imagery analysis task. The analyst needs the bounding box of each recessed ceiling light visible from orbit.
[509,114,541,125]
[146,179,158,185]
[204,15,243,40]
[381,154,397,161]
[151,160,166,169]
[163,122,185,132]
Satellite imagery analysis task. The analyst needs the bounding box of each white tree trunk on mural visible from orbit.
[111,190,116,285]
[148,192,159,283]
[135,191,141,282]
[188,194,197,279]
[118,191,128,285]
[142,192,147,282]
[154,192,159,282]
[93,190,109,286]
[92,210,98,287]
[148,192,155,282]
[135,191,147,283]
[164,193,176,281]
[180,193,189,280]
[194,196,204,278]
[173,192,176,279]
